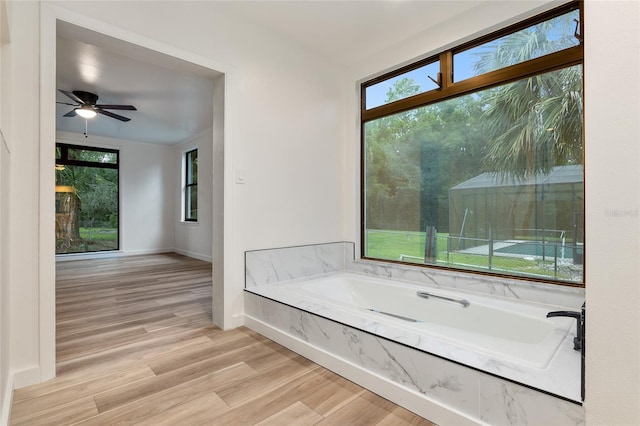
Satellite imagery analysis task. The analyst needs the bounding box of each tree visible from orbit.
[55,164,118,252]
[365,77,487,231]
[477,12,583,177]
[365,78,423,229]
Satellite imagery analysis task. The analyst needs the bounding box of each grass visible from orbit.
[365,229,580,281]
[80,227,117,241]
[56,227,118,254]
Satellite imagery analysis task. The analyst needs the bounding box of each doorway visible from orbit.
[39,10,229,382]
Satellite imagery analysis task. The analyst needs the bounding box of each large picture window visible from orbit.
[55,143,119,254]
[184,148,198,222]
[362,2,583,285]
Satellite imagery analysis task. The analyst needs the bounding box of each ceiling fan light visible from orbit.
[76,107,97,119]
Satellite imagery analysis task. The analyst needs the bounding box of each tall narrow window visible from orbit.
[184,149,198,221]
[55,143,119,254]
[361,1,583,285]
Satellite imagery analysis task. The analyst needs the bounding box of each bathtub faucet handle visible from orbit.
[546,309,584,351]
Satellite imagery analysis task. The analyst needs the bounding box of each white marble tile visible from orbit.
[245,242,347,287]
[345,253,584,308]
[247,241,584,307]
[479,374,585,425]
[245,292,481,419]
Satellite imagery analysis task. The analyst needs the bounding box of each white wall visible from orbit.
[5,0,41,395]
[56,131,176,257]
[583,1,639,423]
[0,1,11,420]
[346,1,640,424]
[174,128,213,262]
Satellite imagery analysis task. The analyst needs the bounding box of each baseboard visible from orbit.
[55,249,211,263]
[172,248,212,263]
[55,248,174,262]
[244,314,481,426]
[1,372,13,426]
[12,367,40,390]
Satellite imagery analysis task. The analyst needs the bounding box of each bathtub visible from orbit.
[245,271,583,423]
[244,243,584,424]
[277,273,571,369]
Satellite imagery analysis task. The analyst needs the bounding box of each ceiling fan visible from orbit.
[58,90,137,122]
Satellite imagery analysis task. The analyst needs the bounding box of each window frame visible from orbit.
[360,1,584,287]
[184,148,198,222]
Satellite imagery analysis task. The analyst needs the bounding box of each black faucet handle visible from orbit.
[547,310,581,320]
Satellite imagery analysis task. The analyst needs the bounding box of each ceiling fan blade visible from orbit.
[63,109,78,117]
[96,108,131,122]
[72,90,99,105]
[59,89,85,105]
[57,101,78,106]
[95,104,137,111]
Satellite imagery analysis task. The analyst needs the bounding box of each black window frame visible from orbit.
[55,142,120,253]
[184,148,198,222]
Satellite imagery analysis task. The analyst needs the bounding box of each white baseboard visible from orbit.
[55,248,215,263]
[55,248,173,262]
[244,314,481,426]
[12,366,40,390]
[172,248,212,263]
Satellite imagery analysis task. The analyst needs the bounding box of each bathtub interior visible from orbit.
[278,273,574,369]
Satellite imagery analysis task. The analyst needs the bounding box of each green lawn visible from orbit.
[365,229,578,281]
[80,227,117,241]
[56,227,118,254]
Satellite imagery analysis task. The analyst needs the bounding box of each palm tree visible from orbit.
[477,12,583,178]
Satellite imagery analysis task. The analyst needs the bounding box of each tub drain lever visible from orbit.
[417,291,470,308]
[366,309,422,323]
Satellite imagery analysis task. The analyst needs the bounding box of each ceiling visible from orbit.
[55,1,489,145]
[215,1,486,65]
[56,21,220,145]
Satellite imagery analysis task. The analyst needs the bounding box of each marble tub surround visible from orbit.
[244,273,582,403]
[244,242,586,420]
[244,292,585,425]
[245,241,348,288]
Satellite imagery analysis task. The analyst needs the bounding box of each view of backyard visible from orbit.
[365,229,583,282]
[55,144,119,254]
[363,8,584,284]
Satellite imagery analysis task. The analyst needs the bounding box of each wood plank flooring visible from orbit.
[10,253,435,425]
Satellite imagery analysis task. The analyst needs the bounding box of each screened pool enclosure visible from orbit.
[447,165,584,276]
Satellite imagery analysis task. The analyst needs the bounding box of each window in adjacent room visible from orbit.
[55,143,119,254]
[361,1,584,285]
[184,148,198,222]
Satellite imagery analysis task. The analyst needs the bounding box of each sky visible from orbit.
[365,9,579,110]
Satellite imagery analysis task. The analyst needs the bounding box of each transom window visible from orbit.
[361,1,584,285]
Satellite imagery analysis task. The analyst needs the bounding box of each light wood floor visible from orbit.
[10,253,435,425]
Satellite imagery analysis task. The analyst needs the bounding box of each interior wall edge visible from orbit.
[0,370,13,426]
